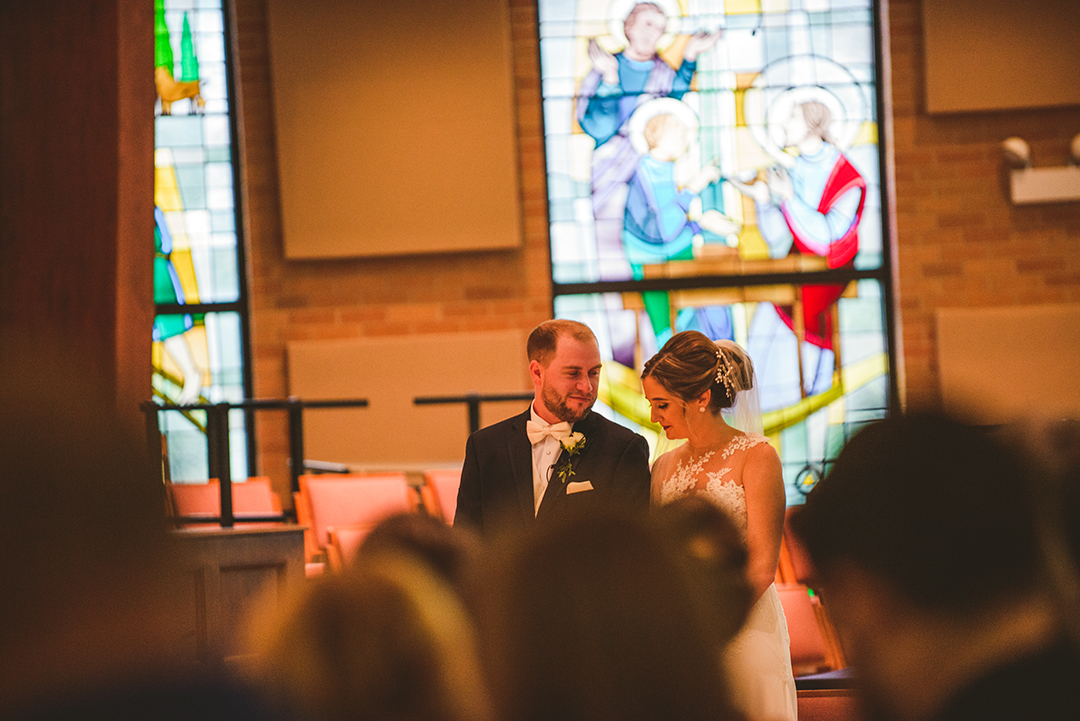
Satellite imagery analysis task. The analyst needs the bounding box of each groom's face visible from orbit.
[533,336,601,423]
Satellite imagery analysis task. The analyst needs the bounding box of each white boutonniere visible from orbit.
[554,432,587,484]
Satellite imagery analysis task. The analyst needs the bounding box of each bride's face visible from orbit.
[643,375,690,440]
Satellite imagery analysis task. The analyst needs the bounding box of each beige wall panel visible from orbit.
[937,305,1080,424]
[267,0,521,258]
[923,0,1080,114]
[287,331,531,469]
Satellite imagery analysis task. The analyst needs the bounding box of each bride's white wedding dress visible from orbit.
[654,433,798,721]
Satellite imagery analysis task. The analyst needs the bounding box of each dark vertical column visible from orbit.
[466,393,483,434]
[0,1,154,435]
[206,404,234,527]
[142,402,166,483]
[0,4,161,706]
[288,398,305,494]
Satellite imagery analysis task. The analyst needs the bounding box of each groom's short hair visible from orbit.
[791,412,1042,613]
[527,320,597,367]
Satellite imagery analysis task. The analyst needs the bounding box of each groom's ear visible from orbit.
[529,359,544,386]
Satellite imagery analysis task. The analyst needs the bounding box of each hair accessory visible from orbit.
[713,339,763,436]
[715,346,737,399]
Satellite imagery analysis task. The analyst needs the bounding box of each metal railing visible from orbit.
[146,392,532,527]
[143,397,369,527]
[413,391,533,434]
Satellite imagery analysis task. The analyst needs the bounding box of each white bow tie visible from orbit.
[526,420,571,445]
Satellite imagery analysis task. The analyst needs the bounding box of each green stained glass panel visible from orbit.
[154,0,249,481]
[553,278,890,505]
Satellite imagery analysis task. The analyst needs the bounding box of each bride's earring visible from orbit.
[699,406,706,413]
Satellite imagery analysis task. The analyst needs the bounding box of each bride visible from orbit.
[642,331,797,721]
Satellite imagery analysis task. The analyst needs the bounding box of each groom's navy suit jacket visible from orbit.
[454,407,652,534]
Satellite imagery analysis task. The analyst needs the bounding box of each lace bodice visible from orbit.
[655,432,796,721]
[656,434,770,535]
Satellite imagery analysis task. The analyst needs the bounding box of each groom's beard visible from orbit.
[541,381,596,423]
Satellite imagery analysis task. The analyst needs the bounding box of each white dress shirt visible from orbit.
[529,404,573,516]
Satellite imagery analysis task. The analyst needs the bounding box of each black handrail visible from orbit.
[413,391,533,434]
[143,396,370,528]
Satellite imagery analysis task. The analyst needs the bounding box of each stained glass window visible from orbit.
[539,0,893,501]
[154,0,250,481]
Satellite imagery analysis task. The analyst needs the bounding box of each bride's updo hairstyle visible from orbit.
[642,331,754,413]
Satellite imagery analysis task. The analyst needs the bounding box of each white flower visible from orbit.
[561,432,586,454]
[555,432,587,484]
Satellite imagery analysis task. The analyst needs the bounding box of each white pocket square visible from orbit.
[566,480,594,494]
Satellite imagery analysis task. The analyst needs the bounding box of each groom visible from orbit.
[455,320,651,535]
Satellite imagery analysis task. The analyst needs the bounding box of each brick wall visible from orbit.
[234,0,1080,484]
[233,0,552,486]
[887,0,1080,409]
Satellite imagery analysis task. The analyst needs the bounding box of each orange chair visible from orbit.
[777,534,797,584]
[326,525,375,572]
[777,584,845,676]
[777,506,847,671]
[167,477,282,527]
[294,473,417,565]
[231,478,283,515]
[783,505,818,586]
[420,468,461,524]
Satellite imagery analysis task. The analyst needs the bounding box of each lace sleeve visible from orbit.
[650,451,676,506]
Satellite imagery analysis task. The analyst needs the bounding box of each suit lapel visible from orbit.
[536,412,599,521]
[505,409,538,525]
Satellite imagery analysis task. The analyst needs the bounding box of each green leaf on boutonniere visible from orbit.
[554,432,586,483]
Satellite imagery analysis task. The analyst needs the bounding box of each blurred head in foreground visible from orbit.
[651,495,754,646]
[792,412,1071,721]
[248,553,494,721]
[477,509,744,721]
[357,511,482,597]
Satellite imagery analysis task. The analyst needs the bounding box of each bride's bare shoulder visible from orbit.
[746,434,777,454]
[743,437,783,482]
